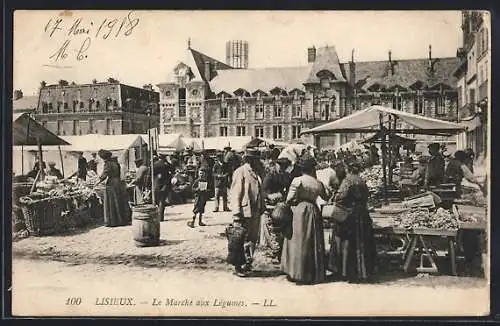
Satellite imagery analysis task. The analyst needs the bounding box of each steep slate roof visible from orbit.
[164,47,234,85]
[210,66,311,95]
[170,45,460,94]
[305,45,346,84]
[344,57,460,92]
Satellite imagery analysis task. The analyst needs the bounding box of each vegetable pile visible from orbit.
[360,165,384,193]
[395,207,458,230]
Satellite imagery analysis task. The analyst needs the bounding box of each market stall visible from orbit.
[13,113,104,237]
[306,106,487,276]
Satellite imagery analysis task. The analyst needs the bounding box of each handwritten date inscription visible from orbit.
[45,11,140,64]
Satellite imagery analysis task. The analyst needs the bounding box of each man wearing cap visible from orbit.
[46,161,63,180]
[229,148,265,276]
[424,143,445,188]
[213,154,230,212]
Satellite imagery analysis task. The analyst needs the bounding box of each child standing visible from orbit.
[188,168,209,228]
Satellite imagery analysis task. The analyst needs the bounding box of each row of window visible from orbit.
[383,95,449,116]
[219,103,303,119]
[43,119,116,136]
[218,125,302,140]
[40,99,119,113]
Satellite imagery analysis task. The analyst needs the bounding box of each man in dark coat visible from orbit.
[425,143,445,188]
[77,152,88,181]
[153,154,169,221]
[212,154,230,212]
[223,146,235,186]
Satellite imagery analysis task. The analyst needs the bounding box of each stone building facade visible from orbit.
[454,10,489,158]
[157,42,460,149]
[34,82,159,136]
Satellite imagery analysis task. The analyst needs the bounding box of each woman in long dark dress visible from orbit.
[328,161,376,283]
[281,155,330,285]
[98,150,131,227]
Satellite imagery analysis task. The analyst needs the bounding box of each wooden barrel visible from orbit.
[132,204,160,247]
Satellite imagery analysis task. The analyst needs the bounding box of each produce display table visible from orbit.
[373,218,457,275]
[373,217,458,275]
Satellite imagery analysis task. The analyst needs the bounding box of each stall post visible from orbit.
[37,138,45,180]
[58,145,65,178]
[388,115,393,186]
[21,145,24,175]
[379,113,388,204]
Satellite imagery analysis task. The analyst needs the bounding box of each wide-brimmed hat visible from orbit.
[135,158,143,165]
[245,148,260,157]
[224,146,232,150]
[48,161,56,167]
[276,157,291,166]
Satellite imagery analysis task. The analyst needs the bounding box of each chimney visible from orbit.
[307,46,316,63]
[204,61,212,81]
[428,44,438,74]
[14,89,23,100]
[428,44,433,67]
[348,49,356,86]
[388,50,395,76]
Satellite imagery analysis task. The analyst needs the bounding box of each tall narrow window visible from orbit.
[64,102,69,111]
[414,91,424,115]
[88,119,94,133]
[236,101,246,119]
[273,125,283,139]
[220,104,228,119]
[219,126,228,136]
[292,102,302,118]
[435,95,446,116]
[291,125,301,139]
[80,101,84,111]
[178,88,187,119]
[392,94,402,110]
[254,126,264,138]
[255,102,264,119]
[236,126,246,136]
[57,120,63,135]
[273,102,282,118]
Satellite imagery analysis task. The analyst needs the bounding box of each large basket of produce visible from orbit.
[394,207,458,235]
[13,182,34,204]
[18,195,67,236]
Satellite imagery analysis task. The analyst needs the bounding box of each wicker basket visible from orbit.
[19,196,66,236]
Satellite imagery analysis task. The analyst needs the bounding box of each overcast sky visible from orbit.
[14,10,462,95]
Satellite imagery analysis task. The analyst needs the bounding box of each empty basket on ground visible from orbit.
[18,196,66,236]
